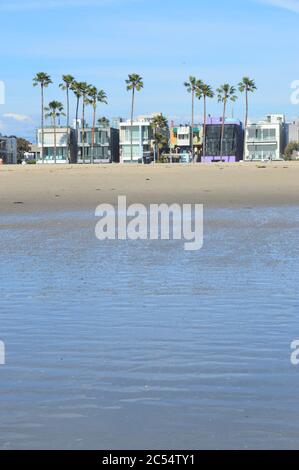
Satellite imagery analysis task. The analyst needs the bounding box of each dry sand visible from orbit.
[1,162,299,214]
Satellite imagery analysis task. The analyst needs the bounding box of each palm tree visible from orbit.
[184,77,203,162]
[153,133,169,162]
[70,80,82,134]
[77,82,91,163]
[98,117,110,127]
[238,77,257,132]
[126,74,144,163]
[88,86,108,163]
[151,114,169,163]
[217,84,238,160]
[201,84,214,158]
[44,101,65,164]
[59,75,75,162]
[33,72,52,163]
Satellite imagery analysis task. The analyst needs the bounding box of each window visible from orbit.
[124,126,141,141]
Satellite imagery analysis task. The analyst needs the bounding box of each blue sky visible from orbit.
[0,0,299,140]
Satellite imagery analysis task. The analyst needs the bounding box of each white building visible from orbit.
[36,124,119,164]
[119,115,156,163]
[244,114,286,161]
[37,127,76,163]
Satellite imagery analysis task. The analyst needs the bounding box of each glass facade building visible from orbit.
[202,120,243,162]
[36,125,119,164]
[77,127,119,163]
[119,119,154,163]
[0,135,17,164]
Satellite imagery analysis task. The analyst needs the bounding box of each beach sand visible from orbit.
[1,162,299,214]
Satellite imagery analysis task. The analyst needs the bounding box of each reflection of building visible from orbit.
[119,115,155,163]
[77,125,119,163]
[202,117,243,163]
[170,125,202,160]
[244,114,285,161]
[0,135,17,164]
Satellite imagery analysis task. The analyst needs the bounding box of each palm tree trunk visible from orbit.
[41,85,44,163]
[154,127,157,164]
[75,97,79,130]
[66,86,70,163]
[130,88,135,163]
[53,116,57,164]
[203,96,207,159]
[220,101,226,161]
[244,90,248,161]
[91,103,96,164]
[82,101,85,164]
[245,90,248,131]
[191,89,194,163]
[75,96,80,163]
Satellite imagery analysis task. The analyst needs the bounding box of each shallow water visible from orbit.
[1,206,299,450]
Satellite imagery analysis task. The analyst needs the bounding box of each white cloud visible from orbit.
[0,0,141,11]
[2,113,31,122]
[258,0,299,13]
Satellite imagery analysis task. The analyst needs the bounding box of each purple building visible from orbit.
[201,117,244,163]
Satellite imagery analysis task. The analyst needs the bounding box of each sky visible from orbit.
[0,0,299,141]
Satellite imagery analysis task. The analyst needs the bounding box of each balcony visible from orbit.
[246,138,278,144]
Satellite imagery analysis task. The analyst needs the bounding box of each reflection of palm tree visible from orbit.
[151,114,169,163]
[217,84,238,160]
[59,75,74,162]
[184,76,203,162]
[33,72,52,163]
[201,84,214,158]
[88,87,108,163]
[126,74,144,163]
[44,101,65,164]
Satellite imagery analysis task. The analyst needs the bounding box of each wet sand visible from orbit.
[1,162,299,214]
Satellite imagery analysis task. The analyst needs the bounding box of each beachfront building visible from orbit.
[202,117,243,163]
[244,114,286,161]
[119,115,158,163]
[27,144,40,161]
[169,125,202,161]
[0,135,17,164]
[77,125,119,163]
[286,119,299,144]
[36,123,119,164]
[36,127,77,164]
